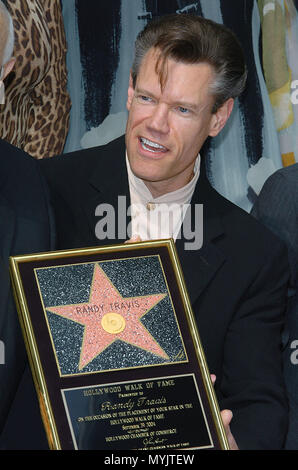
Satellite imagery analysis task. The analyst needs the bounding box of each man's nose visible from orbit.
[146,104,170,134]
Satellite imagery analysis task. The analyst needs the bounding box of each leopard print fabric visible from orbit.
[0,0,71,158]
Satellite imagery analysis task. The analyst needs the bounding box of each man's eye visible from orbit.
[178,106,189,114]
[137,95,152,103]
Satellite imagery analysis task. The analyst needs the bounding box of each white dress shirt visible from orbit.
[126,153,201,241]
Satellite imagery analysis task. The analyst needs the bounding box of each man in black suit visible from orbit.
[40,14,289,449]
[251,164,298,449]
[0,1,53,449]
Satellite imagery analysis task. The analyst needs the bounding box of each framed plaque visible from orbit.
[9,239,229,450]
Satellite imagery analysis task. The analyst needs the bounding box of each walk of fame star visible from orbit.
[47,263,168,370]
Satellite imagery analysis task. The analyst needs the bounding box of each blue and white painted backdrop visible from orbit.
[61,0,285,212]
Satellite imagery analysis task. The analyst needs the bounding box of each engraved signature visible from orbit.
[143,437,168,446]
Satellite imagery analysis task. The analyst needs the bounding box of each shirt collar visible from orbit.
[126,152,201,206]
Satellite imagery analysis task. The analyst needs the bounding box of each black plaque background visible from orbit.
[63,374,211,450]
[14,243,225,450]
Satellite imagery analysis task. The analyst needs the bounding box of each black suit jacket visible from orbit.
[251,164,298,449]
[39,135,289,450]
[0,139,54,449]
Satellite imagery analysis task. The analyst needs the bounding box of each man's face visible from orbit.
[125,48,233,198]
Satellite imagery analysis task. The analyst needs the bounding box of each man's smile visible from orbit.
[139,137,168,154]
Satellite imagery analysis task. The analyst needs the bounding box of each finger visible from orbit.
[210,374,216,385]
[221,409,233,427]
[124,235,142,244]
[221,409,239,450]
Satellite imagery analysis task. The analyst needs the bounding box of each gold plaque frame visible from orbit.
[9,239,229,450]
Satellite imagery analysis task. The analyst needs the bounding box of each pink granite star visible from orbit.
[47,263,168,369]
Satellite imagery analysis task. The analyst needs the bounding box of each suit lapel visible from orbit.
[175,169,226,305]
[82,137,131,246]
[176,236,225,305]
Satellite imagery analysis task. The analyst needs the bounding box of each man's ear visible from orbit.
[209,98,234,137]
[126,72,135,111]
[3,57,15,79]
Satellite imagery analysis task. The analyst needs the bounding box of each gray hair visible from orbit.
[131,14,247,113]
[0,1,14,66]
